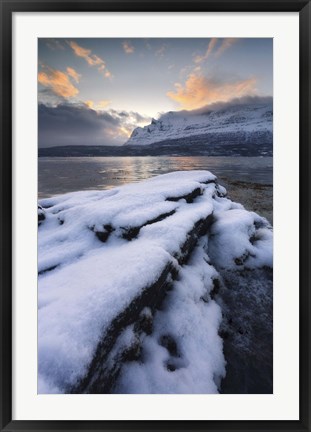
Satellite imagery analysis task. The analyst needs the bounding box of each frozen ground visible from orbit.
[38,170,273,394]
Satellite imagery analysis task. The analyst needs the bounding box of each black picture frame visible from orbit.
[1,0,310,431]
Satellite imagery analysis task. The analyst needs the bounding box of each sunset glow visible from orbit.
[38,38,272,146]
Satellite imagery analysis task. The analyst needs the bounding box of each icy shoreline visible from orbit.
[38,170,273,394]
[220,178,273,225]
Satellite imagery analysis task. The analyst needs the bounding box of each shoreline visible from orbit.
[219,177,273,225]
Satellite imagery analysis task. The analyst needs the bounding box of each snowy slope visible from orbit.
[38,171,273,394]
[125,97,272,147]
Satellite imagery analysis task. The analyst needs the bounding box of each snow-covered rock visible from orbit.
[125,97,272,149]
[38,170,273,394]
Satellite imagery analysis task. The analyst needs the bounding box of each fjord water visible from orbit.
[38,156,272,198]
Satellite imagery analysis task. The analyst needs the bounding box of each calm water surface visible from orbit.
[38,156,273,198]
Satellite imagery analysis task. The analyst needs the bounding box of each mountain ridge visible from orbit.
[125,96,273,148]
[38,96,273,157]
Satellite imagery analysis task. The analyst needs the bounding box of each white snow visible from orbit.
[38,170,272,394]
[115,241,226,394]
[208,208,273,269]
[39,240,172,392]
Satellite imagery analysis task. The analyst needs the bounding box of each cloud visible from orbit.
[122,41,135,54]
[38,103,151,147]
[68,41,102,66]
[104,70,112,78]
[68,40,112,78]
[108,110,151,137]
[179,95,273,116]
[38,65,79,99]
[97,100,111,109]
[38,88,65,106]
[84,99,111,110]
[215,38,238,57]
[66,67,81,83]
[155,44,166,57]
[45,39,65,51]
[194,38,238,63]
[167,73,257,110]
[84,100,94,109]
[194,38,218,64]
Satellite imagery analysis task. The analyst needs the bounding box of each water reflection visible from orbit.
[38,156,273,198]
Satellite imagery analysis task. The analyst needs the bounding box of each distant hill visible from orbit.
[39,138,272,158]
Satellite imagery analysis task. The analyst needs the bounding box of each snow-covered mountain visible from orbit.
[125,97,273,150]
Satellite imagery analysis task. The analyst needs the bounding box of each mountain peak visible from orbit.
[125,96,273,147]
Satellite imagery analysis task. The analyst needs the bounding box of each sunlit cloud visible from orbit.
[68,40,112,78]
[194,38,218,64]
[179,64,194,79]
[123,41,135,54]
[104,70,112,79]
[66,67,81,83]
[118,126,132,138]
[68,41,102,66]
[108,109,151,138]
[84,100,94,109]
[215,38,238,57]
[167,73,257,110]
[39,103,151,147]
[38,65,79,99]
[85,99,111,110]
[97,100,111,109]
[194,38,238,63]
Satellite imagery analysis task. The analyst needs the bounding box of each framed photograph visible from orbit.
[1,0,310,431]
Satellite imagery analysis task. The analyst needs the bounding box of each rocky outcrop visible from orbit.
[38,171,273,394]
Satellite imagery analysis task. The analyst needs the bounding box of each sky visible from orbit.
[38,38,273,147]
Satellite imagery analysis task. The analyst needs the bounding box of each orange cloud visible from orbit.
[68,41,112,78]
[215,38,238,57]
[68,41,102,66]
[38,66,79,98]
[66,67,81,83]
[84,99,110,110]
[194,38,218,63]
[104,70,112,79]
[85,100,94,109]
[167,73,257,110]
[123,41,135,54]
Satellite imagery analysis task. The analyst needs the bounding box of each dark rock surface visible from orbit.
[217,268,273,393]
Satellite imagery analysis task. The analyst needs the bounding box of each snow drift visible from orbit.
[38,170,273,394]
